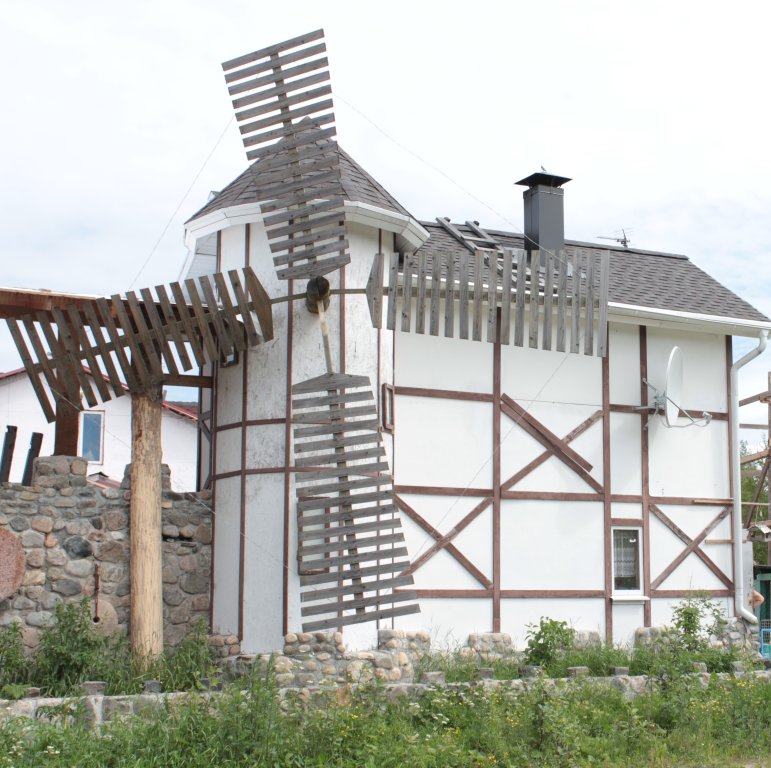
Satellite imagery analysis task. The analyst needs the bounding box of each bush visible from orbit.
[0,623,27,688]
[524,617,575,666]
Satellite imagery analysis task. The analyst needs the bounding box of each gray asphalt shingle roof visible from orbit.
[187,145,412,223]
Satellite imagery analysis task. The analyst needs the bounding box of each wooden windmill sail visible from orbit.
[222,30,420,631]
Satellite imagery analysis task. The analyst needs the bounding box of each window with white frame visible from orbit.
[612,528,641,592]
[80,411,104,464]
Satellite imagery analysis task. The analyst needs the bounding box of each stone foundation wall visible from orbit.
[3,667,771,730]
[0,457,212,650]
[634,616,761,654]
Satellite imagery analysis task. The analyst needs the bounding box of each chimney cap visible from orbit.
[515,172,571,189]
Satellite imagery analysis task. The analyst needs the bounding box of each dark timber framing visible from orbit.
[392,322,736,638]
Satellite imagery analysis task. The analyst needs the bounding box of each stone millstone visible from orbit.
[0,528,25,599]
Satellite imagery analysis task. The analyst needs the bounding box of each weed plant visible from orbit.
[2,671,771,766]
[0,600,216,698]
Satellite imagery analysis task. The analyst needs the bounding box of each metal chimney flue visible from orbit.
[515,172,571,256]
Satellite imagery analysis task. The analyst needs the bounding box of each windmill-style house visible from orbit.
[175,30,769,653]
[3,30,769,656]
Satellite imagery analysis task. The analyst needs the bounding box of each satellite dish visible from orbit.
[663,346,683,427]
[639,345,711,429]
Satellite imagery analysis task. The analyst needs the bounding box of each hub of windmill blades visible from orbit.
[305,276,331,313]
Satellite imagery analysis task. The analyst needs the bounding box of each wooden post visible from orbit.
[130,385,164,658]
[53,388,80,456]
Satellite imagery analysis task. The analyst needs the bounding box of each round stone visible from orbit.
[63,536,93,559]
[0,528,25,599]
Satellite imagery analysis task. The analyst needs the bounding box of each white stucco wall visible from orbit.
[0,372,197,489]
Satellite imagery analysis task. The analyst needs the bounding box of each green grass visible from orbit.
[2,672,771,766]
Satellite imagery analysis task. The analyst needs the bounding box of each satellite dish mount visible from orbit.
[638,346,712,429]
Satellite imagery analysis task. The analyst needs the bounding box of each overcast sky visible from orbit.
[1,0,769,441]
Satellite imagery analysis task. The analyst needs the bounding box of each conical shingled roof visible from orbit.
[186,145,413,224]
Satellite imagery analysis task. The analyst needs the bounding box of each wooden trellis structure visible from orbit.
[365,247,610,357]
[741,371,771,555]
[0,268,273,659]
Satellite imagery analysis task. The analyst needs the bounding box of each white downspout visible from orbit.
[730,330,768,623]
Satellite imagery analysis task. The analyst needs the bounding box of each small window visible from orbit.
[381,383,394,433]
[81,412,104,464]
[613,528,641,592]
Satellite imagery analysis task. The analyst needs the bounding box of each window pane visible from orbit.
[613,529,640,591]
[82,413,103,462]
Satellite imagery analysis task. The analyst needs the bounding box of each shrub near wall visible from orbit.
[0,457,213,650]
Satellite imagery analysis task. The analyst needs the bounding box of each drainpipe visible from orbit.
[730,330,768,623]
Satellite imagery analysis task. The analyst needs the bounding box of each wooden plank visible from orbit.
[458,251,470,339]
[34,313,85,406]
[277,253,350,281]
[301,602,420,632]
[292,372,371,394]
[18,316,63,402]
[242,268,273,341]
[226,270,260,347]
[500,249,512,345]
[168,283,205,365]
[234,74,332,117]
[6,319,55,421]
[198,276,235,357]
[584,251,595,356]
[268,220,345,254]
[365,252,384,330]
[222,29,325,71]
[212,273,246,353]
[293,418,380,439]
[443,254,455,338]
[123,292,164,381]
[184,279,219,362]
[246,126,336,162]
[241,111,336,151]
[228,56,329,99]
[415,252,427,334]
[571,250,582,354]
[273,236,347,267]
[294,432,379,454]
[292,405,379,424]
[401,254,415,332]
[294,460,389,483]
[294,444,383,467]
[83,302,126,397]
[386,252,399,331]
[62,305,112,401]
[597,251,610,357]
[262,197,340,229]
[429,254,441,336]
[299,503,396,529]
[297,488,392,511]
[293,390,373,410]
[297,475,387,496]
[153,285,193,370]
[298,543,409,573]
[95,298,139,391]
[298,516,399,545]
[514,250,526,347]
[238,95,333,134]
[528,249,540,349]
[232,71,331,111]
[226,47,328,88]
[472,251,484,342]
[486,256,497,343]
[46,309,99,407]
[300,574,414,603]
[300,559,410,586]
[542,252,553,350]
[264,210,341,240]
[556,252,568,353]
[301,588,417,618]
[138,288,179,376]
